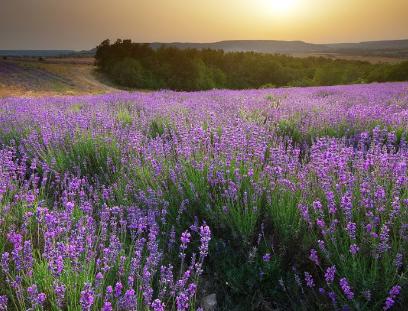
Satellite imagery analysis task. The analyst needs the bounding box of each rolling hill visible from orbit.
[150,39,408,58]
[1,39,408,58]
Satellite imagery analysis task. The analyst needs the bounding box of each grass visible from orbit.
[0,59,114,97]
[147,116,173,139]
[116,107,133,127]
[39,132,121,184]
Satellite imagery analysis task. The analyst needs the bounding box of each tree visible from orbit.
[111,58,150,88]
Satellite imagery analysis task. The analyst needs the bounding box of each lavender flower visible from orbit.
[304,272,315,288]
[102,301,113,311]
[349,243,359,256]
[0,296,7,311]
[120,289,136,310]
[389,285,401,298]
[37,293,46,305]
[151,298,165,311]
[80,283,94,311]
[114,282,123,298]
[380,284,401,310]
[176,292,189,311]
[324,265,336,284]
[384,297,395,310]
[199,224,211,257]
[1,253,9,274]
[263,253,271,262]
[54,282,65,307]
[339,278,354,300]
[309,249,319,266]
[346,222,357,240]
[180,231,191,259]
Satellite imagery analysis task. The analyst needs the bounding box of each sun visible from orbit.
[268,0,298,15]
[255,0,304,20]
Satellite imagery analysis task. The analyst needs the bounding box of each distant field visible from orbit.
[37,57,95,65]
[292,52,407,64]
[0,51,406,97]
[0,58,114,97]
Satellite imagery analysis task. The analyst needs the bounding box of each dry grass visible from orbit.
[291,52,406,64]
[0,58,115,98]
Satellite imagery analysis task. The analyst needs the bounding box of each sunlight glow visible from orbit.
[262,0,300,16]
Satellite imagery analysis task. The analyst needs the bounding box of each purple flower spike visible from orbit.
[339,278,354,300]
[80,283,94,311]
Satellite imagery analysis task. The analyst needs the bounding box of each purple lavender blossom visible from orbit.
[102,301,113,311]
[151,298,165,311]
[384,297,395,310]
[389,285,401,298]
[80,283,94,311]
[324,265,336,284]
[114,282,123,298]
[312,200,323,213]
[339,278,354,300]
[349,243,360,255]
[199,225,211,257]
[382,284,402,310]
[0,296,7,311]
[121,289,137,310]
[1,253,9,274]
[309,249,319,266]
[263,253,271,262]
[176,292,189,311]
[346,222,357,240]
[304,272,315,288]
[54,282,66,307]
[37,293,46,305]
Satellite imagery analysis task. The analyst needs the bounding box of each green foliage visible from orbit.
[277,118,304,144]
[95,39,408,90]
[387,61,408,81]
[110,58,154,88]
[41,132,121,183]
[267,189,307,247]
[147,117,173,138]
[116,107,133,127]
[213,242,283,310]
[0,127,30,147]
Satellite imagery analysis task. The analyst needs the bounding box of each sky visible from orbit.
[1,0,408,50]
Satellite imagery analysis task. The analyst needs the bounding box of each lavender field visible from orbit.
[0,82,408,310]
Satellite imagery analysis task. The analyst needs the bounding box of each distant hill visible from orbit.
[327,40,408,50]
[149,40,329,54]
[326,40,408,57]
[2,39,408,58]
[149,39,408,58]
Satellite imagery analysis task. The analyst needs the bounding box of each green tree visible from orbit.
[111,58,151,88]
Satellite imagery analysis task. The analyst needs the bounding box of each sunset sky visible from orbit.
[1,0,408,50]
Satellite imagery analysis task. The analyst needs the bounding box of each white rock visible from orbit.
[202,293,217,311]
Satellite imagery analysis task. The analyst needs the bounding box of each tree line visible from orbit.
[95,39,408,91]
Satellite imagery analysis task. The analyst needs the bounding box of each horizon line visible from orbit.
[1,37,408,52]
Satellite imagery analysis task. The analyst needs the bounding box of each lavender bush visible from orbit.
[0,82,407,310]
